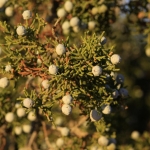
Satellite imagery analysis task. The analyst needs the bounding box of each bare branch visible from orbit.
[28,131,37,148]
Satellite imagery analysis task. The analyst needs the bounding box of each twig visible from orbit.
[28,131,37,148]
[53,17,61,28]
[74,115,88,128]
[0,125,6,150]
[42,121,51,150]
[52,18,61,40]
[0,135,6,150]
[70,116,89,138]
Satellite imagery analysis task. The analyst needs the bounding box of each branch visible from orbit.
[70,116,89,138]
[52,18,61,40]
[0,125,6,150]
[28,131,37,148]
[0,135,6,150]
[42,121,51,150]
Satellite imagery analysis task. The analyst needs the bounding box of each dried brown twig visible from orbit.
[42,121,51,150]
[0,125,6,150]
[70,116,89,138]
[28,131,37,148]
